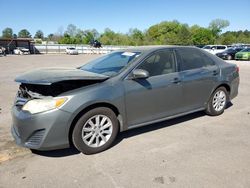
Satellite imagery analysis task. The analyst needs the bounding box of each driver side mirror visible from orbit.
[130,69,149,79]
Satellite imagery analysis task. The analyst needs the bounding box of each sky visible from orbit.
[0,0,250,36]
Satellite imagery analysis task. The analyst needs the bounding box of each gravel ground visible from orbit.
[0,54,250,188]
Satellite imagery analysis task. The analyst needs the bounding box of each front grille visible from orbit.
[25,129,45,147]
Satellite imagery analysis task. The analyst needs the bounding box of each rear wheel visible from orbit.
[205,87,229,116]
[72,107,119,154]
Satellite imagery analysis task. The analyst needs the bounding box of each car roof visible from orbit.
[117,45,198,53]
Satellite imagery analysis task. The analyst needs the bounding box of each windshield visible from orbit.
[80,51,141,76]
[203,46,212,49]
[224,48,235,53]
[240,48,250,52]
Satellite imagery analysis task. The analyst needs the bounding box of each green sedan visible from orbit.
[235,48,250,60]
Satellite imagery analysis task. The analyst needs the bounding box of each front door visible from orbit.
[123,49,184,127]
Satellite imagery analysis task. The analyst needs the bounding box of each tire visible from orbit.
[227,55,232,60]
[72,107,119,154]
[205,87,229,116]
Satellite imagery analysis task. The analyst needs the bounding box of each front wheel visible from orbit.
[72,107,119,154]
[205,87,229,116]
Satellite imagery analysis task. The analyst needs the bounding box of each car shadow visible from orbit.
[32,103,233,158]
[30,146,80,157]
[226,101,233,109]
[112,111,206,147]
[113,102,234,147]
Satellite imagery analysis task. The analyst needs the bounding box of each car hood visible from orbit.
[15,67,109,85]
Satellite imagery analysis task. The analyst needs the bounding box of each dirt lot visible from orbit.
[0,54,250,188]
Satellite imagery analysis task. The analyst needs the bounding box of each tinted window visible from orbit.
[241,48,250,52]
[217,46,226,50]
[203,46,212,49]
[235,48,244,52]
[224,48,236,53]
[177,48,215,71]
[138,50,176,77]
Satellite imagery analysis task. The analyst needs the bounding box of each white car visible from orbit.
[13,47,30,55]
[202,45,227,55]
[66,47,78,55]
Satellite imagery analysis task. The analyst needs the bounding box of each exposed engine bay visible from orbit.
[17,80,105,99]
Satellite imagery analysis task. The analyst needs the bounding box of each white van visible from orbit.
[202,45,227,55]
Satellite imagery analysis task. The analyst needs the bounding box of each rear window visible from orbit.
[217,46,226,50]
[176,48,215,71]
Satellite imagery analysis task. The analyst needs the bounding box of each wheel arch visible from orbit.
[68,102,122,146]
[206,83,231,106]
[215,83,231,94]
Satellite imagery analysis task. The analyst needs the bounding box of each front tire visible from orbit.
[72,107,119,154]
[205,87,229,116]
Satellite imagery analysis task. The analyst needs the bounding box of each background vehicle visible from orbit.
[235,48,250,60]
[89,39,102,48]
[216,47,244,60]
[202,45,227,54]
[0,46,5,56]
[13,47,30,55]
[66,47,78,55]
[12,47,239,154]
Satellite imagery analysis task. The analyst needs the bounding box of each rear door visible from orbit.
[175,48,219,111]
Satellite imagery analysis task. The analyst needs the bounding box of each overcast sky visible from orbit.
[1,0,250,36]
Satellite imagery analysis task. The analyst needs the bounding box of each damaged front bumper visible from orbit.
[11,106,73,150]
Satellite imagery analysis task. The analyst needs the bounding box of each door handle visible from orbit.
[172,78,181,84]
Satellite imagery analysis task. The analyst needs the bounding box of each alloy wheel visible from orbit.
[212,90,226,112]
[81,115,113,148]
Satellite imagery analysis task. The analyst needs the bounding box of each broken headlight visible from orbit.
[22,97,69,114]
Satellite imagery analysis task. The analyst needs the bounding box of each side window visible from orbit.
[177,48,215,71]
[217,46,226,50]
[138,50,176,77]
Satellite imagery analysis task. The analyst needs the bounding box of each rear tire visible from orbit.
[72,107,119,154]
[205,87,229,116]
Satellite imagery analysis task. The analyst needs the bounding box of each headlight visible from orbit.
[22,97,69,114]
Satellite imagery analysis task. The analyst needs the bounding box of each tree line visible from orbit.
[1,19,250,45]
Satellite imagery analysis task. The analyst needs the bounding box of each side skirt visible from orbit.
[127,108,205,130]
